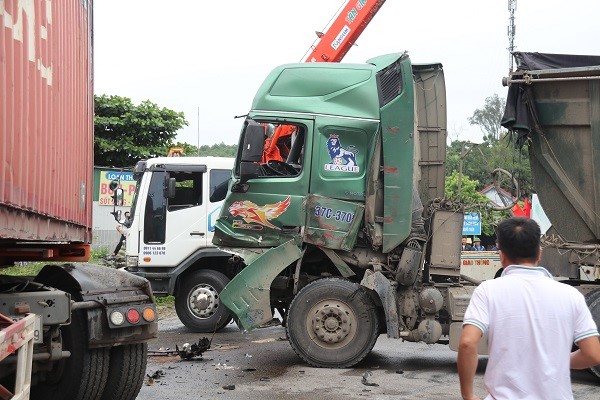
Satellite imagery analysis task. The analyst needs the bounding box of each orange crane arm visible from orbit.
[305,0,387,63]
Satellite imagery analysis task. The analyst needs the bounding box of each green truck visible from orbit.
[212,52,472,368]
[212,51,600,375]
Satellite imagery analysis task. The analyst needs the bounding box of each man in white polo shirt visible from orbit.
[457,217,600,400]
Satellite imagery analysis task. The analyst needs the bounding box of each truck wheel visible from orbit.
[584,289,600,379]
[31,310,109,400]
[100,343,147,400]
[286,277,379,368]
[175,269,233,332]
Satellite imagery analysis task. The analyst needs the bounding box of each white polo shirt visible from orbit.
[464,265,599,400]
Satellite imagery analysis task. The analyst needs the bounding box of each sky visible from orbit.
[93,0,600,147]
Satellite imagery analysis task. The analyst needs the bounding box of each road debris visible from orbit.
[251,338,276,344]
[146,369,166,386]
[176,337,211,360]
[222,385,236,390]
[214,363,236,370]
[361,371,379,387]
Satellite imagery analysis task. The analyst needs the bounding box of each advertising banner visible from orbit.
[98,170,136,206]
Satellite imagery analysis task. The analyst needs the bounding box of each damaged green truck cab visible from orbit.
[213,53,469,367]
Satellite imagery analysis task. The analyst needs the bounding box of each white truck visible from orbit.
[121,156,236,332]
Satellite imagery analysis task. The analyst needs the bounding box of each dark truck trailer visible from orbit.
[502,51,600,378]
[0,1,157,399]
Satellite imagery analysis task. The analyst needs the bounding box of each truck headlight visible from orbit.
[126,255,139,268]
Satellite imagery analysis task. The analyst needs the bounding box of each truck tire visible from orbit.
[286,277,380,368]
[100,343,147,400]
[31,310,109,400]
[175,269,233,332]
[584,289,600,379]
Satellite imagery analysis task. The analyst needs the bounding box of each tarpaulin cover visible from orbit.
[501,52,600,147]
[513,52,600,71]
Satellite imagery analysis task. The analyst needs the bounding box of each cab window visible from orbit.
[168,171,203,211]
[209,169,231,202]
[259,123,305,177]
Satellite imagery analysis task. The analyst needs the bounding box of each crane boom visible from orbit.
[305,0,387,63]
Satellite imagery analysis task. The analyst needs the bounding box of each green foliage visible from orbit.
[446,137,532,196]
[174,142,237,157]
[0,263,45,276]
[445,171,489,203]
[1,248,113,275]
[468,93,506,141]
[94,95,188,167]
[90,247,110,262]
[155,295,175,304]
[445,171,510,237]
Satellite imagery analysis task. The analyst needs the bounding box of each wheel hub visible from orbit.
[311,304,352,344]
[189,284,219,318]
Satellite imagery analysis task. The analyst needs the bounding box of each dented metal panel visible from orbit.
[0,0,93,243]
[220,240,302,331]
[303,194,364,251]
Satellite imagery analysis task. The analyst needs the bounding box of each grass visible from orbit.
[1,247,112,276]
[155,295,175,306]
[0,247,176,311]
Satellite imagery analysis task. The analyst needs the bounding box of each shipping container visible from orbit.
[0,0,93,250]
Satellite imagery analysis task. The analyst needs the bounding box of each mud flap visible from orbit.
[220,240,302,331]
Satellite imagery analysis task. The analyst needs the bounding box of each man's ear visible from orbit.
[537,246,543,263]
[498,249,509,268]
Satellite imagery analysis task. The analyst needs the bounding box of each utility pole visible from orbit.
[508,0,517,72]
[458,142,481,198]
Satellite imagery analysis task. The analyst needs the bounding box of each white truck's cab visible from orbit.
[124,156,236,332]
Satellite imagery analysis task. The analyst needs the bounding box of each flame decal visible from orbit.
[228,196,291,229]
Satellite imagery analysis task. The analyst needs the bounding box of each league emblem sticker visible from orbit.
[324,134,359,173]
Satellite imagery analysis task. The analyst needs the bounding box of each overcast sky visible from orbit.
[94,0,600,147]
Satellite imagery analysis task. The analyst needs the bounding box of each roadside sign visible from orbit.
[463,212,481,235]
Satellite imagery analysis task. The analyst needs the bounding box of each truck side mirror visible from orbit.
[110,209,122,222]
[241,122,266,162]
[166,177,177,198]
[239,161,260,184]
[112,187,124,206]
[109,179,119,191]
[237,121,265,185]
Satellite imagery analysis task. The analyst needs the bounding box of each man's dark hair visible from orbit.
[496,217,541,262]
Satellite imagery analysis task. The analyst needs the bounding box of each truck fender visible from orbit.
[35,263,153,299]
[360,270,400,338]
[220,240,302,331]
[35,264,157,347]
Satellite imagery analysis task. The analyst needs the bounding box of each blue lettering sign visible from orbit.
[463,212,482,235]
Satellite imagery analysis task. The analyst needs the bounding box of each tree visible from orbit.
[165,142,238,157]
[94,95,188,167]
[446,137,532,198]
[445,171,510,237]
[468,94,506,141]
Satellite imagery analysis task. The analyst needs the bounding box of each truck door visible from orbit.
[141,165,207,267]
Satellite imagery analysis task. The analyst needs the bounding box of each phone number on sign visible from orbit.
[314,205,354,223]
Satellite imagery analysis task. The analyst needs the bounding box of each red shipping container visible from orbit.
[0,0,93,246]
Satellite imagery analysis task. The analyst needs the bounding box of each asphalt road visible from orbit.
[137,312,599,400]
